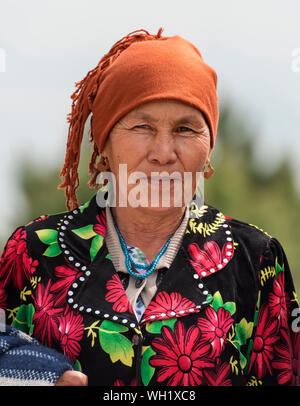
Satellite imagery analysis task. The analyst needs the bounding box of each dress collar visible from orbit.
[105,203,190,274]
[56,191,235,328]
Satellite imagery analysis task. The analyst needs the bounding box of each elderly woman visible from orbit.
[0,28,299,387]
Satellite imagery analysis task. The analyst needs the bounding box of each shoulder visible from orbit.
[205,204,278,262]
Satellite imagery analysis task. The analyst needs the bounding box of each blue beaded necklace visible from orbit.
[112,215,172,280]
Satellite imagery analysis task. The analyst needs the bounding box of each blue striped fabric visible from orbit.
[0,325,74,385]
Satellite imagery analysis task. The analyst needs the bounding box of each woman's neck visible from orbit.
[111,206,186,262]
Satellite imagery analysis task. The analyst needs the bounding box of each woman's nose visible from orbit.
[147,132,177,165]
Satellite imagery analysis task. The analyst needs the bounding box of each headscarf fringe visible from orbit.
[58,27,165,211]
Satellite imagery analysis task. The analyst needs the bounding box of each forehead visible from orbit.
[125,99,207,125]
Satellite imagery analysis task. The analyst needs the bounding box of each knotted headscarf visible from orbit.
[58,28,219,210]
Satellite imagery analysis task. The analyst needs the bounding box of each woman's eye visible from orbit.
[134,124,150,130]
[177,126,194,133]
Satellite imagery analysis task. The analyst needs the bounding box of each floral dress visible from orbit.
[0,191,299,386]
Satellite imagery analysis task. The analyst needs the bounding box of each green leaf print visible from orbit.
[211,291,223,311]
[35,229,62,257]
[79,199,91,213]
[12,303,35,335]
[73,359,82,372]
[146,318,177,334]
[141,346,156,386]
[90,234,104,262]
[235,318,253,347]
[35,229,58,245]
[275,257,284,279]
[43,242,61,257]
[211,291,236,316]
[98,320,134,367]
[72,224,96,240]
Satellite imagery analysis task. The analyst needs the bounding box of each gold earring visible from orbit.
[97,155,110,172]
[204,162,215,179]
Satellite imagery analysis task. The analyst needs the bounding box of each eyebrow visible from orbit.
[131,112,207,127]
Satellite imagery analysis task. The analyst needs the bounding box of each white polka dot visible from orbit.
[226,252,232,256]
[79,277,85,282]
[68,256,74,261]
[227,237,232,241]
[85,271,91,276]
[223,258,228,264]
[198,283,204,289]
[210,268,215,273]
[217,264,223,269]
[68,298,73,303]
[201,272,206,277]
[68,291,73,296]
[113,316,118,320]
[86,308,92,313]
[72,283,78,288]
[150,315,156,319]
[130,323,136,328]
[95,310,100,315]
[203,290,208,295]
[193,274,199,279]
[75,262,80,267]
[81,266,87,271]
[122,319,128,324]
[79,306,84,311]
[161,313,167,317]
[225,231,231,235]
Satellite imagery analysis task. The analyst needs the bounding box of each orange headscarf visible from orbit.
[58,28,219,210]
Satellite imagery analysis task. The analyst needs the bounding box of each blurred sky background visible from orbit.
[0,0,300,238]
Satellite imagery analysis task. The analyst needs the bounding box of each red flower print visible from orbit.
[197,306,234,358]
[32,280,64,347]
[93,211,106,237]
[188,241,233,278]
[269,271,290,329]
[0,287,7,310]
[58,307,84,363]
[142,291,196,322]
[149,321,214,386]
[105,274,133,313]
[114,378,136,386]
[248,304,279,379]
[272,328,299,385]
[26,215,49,226]
[0,228,38,290]
[50,264,83,306]
[202,362,232,386]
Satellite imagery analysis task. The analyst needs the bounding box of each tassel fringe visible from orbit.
[58,27,165,211]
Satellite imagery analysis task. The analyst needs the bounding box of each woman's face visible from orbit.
[102,99,212,211]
